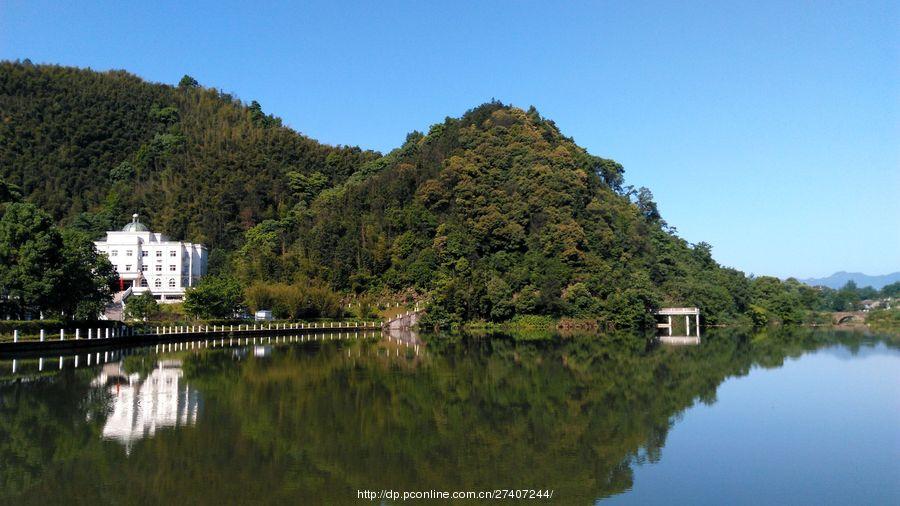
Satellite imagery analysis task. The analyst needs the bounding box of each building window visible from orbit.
[140,278,148,287]
[168,278,176,288]
[125,264,132,271]
[154,278,162,288]
[141,265,148,272]
[183,277,190,286]
[155,265,162,272]
[156,251,162,257]
[111,250,118,256]
[169,265,176,271]
[170,250,177,257]
[141,251,148,257]
[126,250,133,256]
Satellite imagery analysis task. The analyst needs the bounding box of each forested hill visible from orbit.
[245,102,757,326]
[0,61,379,250]
[2,62,816,327]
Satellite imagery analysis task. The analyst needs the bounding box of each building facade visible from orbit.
[94,214,207,302]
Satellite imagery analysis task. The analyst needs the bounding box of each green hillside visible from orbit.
[1,62,823,327]
[269,103,756,326]
[0,61,378,251]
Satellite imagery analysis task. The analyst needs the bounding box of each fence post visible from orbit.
[76,328,80,340]
[40,329,45,342]
[13,330,18,343]
[60,329,64,341]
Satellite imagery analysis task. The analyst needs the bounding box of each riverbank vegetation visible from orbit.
[867,308,900,334]
[1,62,894,330]
[0,189,116,321]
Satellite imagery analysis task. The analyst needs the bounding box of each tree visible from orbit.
[178,74,199,89]
[124,292,158,321]
[0,177,22,204]
[287,171,328,204]
[109,160,136,183]
[184,276,243,319]
[635,187,662,223]
[881,282,900,298]
[0,203,65,319]
[57,229,117,320]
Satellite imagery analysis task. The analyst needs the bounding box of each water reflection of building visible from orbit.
[90,359,201,451]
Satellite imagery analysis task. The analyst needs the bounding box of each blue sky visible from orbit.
[1,0,897,278]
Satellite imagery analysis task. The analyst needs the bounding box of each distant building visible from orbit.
[94,214,207,302]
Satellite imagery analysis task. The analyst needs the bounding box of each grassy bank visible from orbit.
[867,308,900,334]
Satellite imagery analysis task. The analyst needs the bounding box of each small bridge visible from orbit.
[833,311,867,324]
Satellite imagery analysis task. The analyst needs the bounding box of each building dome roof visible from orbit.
[122,213,149,232]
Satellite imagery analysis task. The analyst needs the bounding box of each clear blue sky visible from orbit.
[2,0,897,279]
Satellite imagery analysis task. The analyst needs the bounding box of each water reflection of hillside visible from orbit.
[1,328,895,505]
[92,359,200,451]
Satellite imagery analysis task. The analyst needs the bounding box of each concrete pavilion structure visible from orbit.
[94,214,207,302]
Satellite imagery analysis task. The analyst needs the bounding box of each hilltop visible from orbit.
[0,61,378,251]
[1,62,814,327]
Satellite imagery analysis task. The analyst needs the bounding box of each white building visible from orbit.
[94,214,207,302]
[91,360,201,452]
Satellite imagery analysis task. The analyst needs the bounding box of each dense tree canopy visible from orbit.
[1,62,890,327]
[0,196,116,320]
[0,61,378,249]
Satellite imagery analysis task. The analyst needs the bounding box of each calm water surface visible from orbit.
[0,328,897,505]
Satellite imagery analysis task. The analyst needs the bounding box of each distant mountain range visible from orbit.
[799,271,900,290]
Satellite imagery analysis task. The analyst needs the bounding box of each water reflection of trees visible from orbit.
[0,328,893,504]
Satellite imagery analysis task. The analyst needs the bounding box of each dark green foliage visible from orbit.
[4,64,876,328]
[0,201,115,320]
[0,202,64,318]
[58,229,118,320]
[881,282,900,298]
[0,62,379,249]
[177,74,199,89]
[0,178,22,204]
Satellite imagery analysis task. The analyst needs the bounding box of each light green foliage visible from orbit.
[287,171,328,204]
[124,292,158,321]
[867,308,900,333]
[108,161,135,183]
[244,281,343,319]
[184,276,243,319]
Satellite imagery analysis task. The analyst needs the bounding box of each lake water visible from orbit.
[1,328,897,504]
